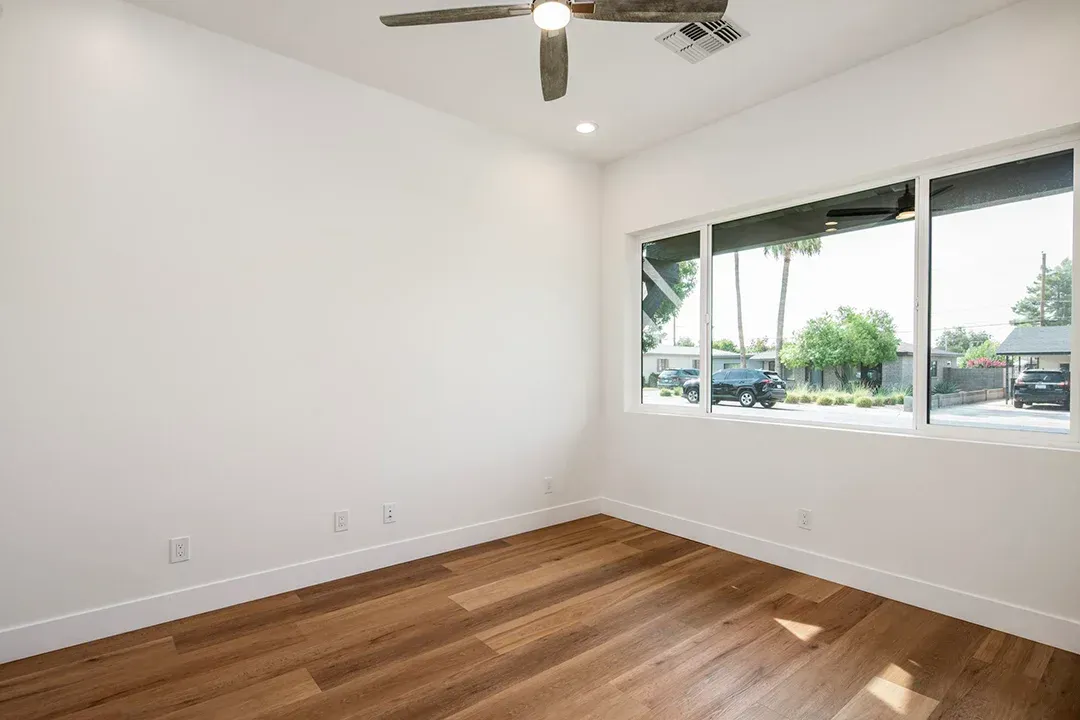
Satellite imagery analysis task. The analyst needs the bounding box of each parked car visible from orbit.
[1013,369,1070,409]
[656,368,699,388]
[683,368,787,408]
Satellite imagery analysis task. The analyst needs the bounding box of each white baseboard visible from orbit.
[601,498,1080,655]
[0,498,602,664]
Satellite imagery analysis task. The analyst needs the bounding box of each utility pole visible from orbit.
[1040,251,1047,327]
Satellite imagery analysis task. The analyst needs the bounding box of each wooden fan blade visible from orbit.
[574,0,727,22]
[826,208,895,218]
[540,28,568,102]
[381,4,531,26]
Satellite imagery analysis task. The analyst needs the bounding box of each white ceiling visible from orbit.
[127,0,1023,162]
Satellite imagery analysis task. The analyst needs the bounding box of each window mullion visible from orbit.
[913,175,931,432]
[699,225,711,415]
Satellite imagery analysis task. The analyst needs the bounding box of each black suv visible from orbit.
[683,368,787,408]
[656,368,699,388]
[1013,369,1070,409]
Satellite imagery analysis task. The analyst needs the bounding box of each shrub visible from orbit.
[883,397,897,406]
[932,380,959,395]
[659,389,673,397]
[672,387,683,397]
[892,393,905,405]
[872,396,885,406]
[834,394,852,405]
[816,394,835,406]
[855,396,874,408]
[647,372,659,388]
[800,394,816,404]
[850,384,874,400]
[786,392,805,403]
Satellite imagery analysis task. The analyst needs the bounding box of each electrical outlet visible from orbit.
[383,502,396,524]
[334,510,349,533]
[170,536,190,563]
[797,509,813,531]
[544,476,554,494]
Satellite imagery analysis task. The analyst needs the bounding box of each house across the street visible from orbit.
[642,345,742,383]
[647,342,963,389]
[996,326,1071,372]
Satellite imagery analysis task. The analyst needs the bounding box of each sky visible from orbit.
[655,192,1074,350]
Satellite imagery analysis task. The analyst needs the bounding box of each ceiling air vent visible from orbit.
[656,19,747,64]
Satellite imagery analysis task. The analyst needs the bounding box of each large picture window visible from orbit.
[707,182,916,429]
[927,150,1073,435]
[631,137,1079,446]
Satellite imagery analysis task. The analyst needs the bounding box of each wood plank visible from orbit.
[758,600,944,720]
[831,676,939,720]
[448,542,640,611]
[159,668,319,720]
[736,704,790,720]
[254,637,497,720]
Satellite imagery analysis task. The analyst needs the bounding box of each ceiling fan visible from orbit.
[826,184,954,223]
[380,1,729,101]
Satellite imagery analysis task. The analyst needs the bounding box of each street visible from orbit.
[641,389,1069,435]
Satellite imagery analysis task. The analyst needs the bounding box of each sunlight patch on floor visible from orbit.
[773,618,822,642]
[830,664,939,719]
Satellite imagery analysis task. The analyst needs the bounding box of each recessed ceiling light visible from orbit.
[825,220,838,226]
[576,121,598,134]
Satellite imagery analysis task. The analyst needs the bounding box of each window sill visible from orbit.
[625,402,1080,452]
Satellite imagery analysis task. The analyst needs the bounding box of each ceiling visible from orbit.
[127,0,1023,162]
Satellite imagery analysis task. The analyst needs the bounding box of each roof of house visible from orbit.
[996,326,1071,356]
[750,350,777,361]
[898,342,961,357]
[646,345,741,359]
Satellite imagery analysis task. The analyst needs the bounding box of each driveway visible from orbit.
[642,389,1069,435]
[931,401,1069,435]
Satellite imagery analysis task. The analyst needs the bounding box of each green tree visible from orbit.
[1012,258,1072,326]
[712,338,738,352]
[962,338,1000,366]
[675,337,695,347]
[780,307,899,384]
[936,327,991,354]
[747,337,773,354]
[641,260,698,353]
[764,239,822,373]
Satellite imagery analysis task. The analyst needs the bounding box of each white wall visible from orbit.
[0,0,600,656]
[601,0,1080,649]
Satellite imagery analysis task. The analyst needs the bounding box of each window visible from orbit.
[631,136,1078,446]
[641,232,700,406]
[709,181,915,428]
[928,150,1073,435]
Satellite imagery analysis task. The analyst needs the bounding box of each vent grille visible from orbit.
[656,19,747,64]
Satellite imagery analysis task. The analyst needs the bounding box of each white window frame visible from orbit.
[627,129,1080,450]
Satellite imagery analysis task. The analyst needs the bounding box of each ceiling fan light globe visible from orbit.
[533,1,571,30]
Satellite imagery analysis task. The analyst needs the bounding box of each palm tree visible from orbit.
[765,239,822,374]
[734,252,746,368]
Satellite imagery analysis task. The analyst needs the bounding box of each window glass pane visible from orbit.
[928,150,1073,434]
[710,182,916,426]
[641,232,700,406]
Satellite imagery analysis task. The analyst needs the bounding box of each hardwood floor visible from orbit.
[1,515,1077,719]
